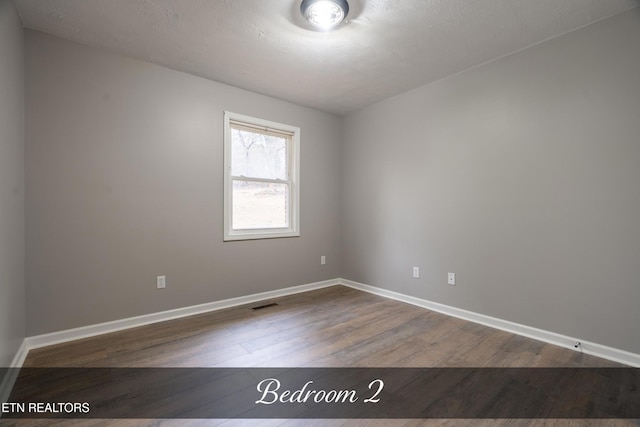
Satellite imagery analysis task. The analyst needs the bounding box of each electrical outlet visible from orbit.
[157,275,166,289]
[447,272,455,285]
[412,267,420,278]
[321,256,326,265]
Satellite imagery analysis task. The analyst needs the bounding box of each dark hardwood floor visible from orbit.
[8,285,636,427]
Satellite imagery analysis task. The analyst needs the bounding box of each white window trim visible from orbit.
[223,111,300,241]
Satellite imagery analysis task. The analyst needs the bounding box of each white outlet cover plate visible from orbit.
[448,272,455,285]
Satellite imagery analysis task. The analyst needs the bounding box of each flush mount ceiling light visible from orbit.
[300,0,349,31]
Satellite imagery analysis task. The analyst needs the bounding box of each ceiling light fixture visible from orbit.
[300,0,349,31]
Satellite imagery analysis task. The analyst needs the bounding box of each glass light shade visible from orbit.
[301,0,349,30]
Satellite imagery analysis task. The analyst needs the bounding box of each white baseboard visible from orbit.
[9,277,640,375]
[339,278,640,368]
[3,280,333,405]
[25,278,340,352]
[9,340,28,369]
[0,339,28,404]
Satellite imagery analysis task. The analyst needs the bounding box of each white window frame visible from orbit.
[223,111,300,241]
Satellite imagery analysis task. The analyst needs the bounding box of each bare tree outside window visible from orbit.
[231,128,288,229]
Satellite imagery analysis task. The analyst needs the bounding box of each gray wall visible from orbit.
[25,31,342,335]
[0,0,26,366]
[342,9,640,354]
[18,6,640,358]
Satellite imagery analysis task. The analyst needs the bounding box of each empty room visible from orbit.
[1,0,639,424]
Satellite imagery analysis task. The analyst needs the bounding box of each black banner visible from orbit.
[1,368,639,419]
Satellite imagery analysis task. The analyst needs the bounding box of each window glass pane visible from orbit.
[231,128,287,180]
[232,180,289,230]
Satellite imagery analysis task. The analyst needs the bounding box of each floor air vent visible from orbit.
[251,302,279,311]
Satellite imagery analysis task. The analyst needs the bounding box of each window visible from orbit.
[223,111,300,241]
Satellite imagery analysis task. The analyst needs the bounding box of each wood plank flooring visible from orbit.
[10,285,636,426]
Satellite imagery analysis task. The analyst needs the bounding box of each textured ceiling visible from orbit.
[14,0,640,115]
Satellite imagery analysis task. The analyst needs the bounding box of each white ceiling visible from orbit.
[14,0,639,115]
